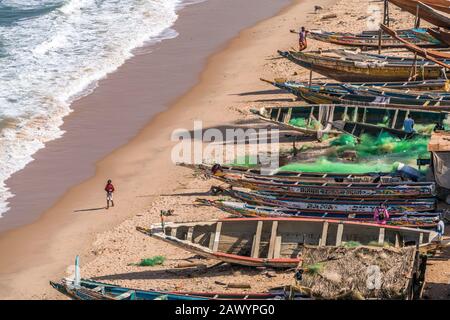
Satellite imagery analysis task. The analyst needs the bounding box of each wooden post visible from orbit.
[335,223,344,246]
[419,232,424,245]
[384,0,390,26]
[251,221,263,258]
[268,221,279,259]
[378,28,383,55]
[170,228,177,238]
[391,109,399,128]
[415,4,421,28]
[319,221,329,247]
[212,222,222,252]
[309,70,313,88]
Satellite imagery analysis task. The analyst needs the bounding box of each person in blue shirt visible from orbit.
[403,114,415,133]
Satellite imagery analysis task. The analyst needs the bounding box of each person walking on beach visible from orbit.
[298,26,308,51]
[105,179,115,209]
[403,114,415,134]
[374,204,389,225]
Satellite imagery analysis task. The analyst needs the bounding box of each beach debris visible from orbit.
[314,5,324,13]
[135,255,166,267]
[321,13,337,20]
[160,209,174,217]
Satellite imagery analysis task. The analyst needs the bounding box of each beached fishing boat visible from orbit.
[50,278,291,300]
[252,104,446,136]
[380,24,450,63]
[198,199,441,228]
[137,217,439,268]
[278,50,448,82]
[332,120,420,139]
[307,29,440,48]
[388,0,450,28]
[268,80,450,112]
[261,77,450,91]
[211,171,436,199]
[179,163,414,184]
[216,188,438,214]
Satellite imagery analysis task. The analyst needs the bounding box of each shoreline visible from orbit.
[0,0,322,299]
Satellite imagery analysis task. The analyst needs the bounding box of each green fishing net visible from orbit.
[289,118,321,130]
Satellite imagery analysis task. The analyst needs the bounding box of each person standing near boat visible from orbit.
[298,26,308,51]
[105,179,115,209]
[436,218,445,240]
[374,204,389,225]
[403,114,415,134]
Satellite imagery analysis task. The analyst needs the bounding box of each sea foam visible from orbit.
[0,0,199,217]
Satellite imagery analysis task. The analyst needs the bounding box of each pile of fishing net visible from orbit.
[293,245,422,300]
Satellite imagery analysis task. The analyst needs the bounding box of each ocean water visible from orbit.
[0,0,204,217]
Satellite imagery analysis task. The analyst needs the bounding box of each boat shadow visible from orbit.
[90,264,266,281]
[73,207,106,213]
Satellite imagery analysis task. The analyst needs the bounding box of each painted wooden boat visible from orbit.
[261,77,450,91]
[199,199,441,228]
[427,28,450,46]
[179,163,412,184]
[308,29,440,48]
[333,49,450,66]
[273,81,450,112]
[212,171,436,199]
[137,217,439,268]
[216,188,438,214]
[278,50,447,82]
[380,24,450,64]
[388,0,450,27]
[332,120,421,139]
[50,278,290,300]
[252,104,446,136]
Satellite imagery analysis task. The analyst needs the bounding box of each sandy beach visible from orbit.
[1,0,449,300]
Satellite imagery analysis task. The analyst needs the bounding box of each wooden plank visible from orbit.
[212,222,222,252]
[251,221,263,258]
[391,109,399,128]
[378,228,385,246]
[335,223,344,246]
[187,227,194,242]
[395,233,400,248]
[319,221,329,247]
[273,236,282,258]
[267,221,279,259]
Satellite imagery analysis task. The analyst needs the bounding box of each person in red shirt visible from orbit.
[105,179,115,209]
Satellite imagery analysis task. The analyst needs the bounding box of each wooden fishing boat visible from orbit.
[307,29,440,48]
[184,163,431,189]
[388,0,450,27]
[137,217,439,268]
[212,171,436,199]
[332,120,420,139]
[380,24,450,64]
[333,49,450,66]
[216,188,438,214]
[278,50,447,82]
[50,278,291,300]
[270,80,450,112]
[199,199,441,228]
[179,162,412,184]
[428,28,450,46]
[261,77,450,91]
[252,104,446,136]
